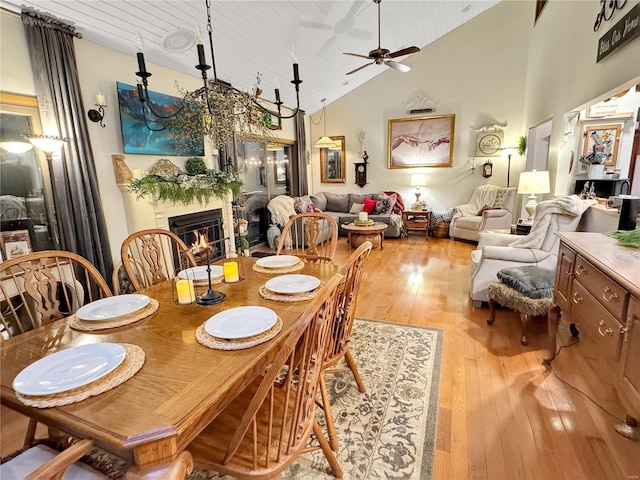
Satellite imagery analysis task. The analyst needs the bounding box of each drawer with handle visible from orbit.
[571,280,624,362]
[574,255,628,320]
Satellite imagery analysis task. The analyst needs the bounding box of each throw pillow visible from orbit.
[497,266,555,299]
[294,195,316,214]
[310,192,327,211]
[324,192,350,213]
[349,193,370,212]
[373,191,397,215]
[349,203,365,214]
[363,197,376,214]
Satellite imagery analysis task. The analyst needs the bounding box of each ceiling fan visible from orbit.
[343,0,420,75]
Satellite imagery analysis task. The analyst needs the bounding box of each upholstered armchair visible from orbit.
[449,185,516,242]
[469,196,593,307]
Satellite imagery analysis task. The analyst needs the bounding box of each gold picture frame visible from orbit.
[320,136,346,183]
[388,115,455,168]
[582,124,621,168]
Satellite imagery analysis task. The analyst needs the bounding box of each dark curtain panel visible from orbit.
[22,9,113,282]
[294,110,308,196]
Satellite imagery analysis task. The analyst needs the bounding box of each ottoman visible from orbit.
[486,266,555,346]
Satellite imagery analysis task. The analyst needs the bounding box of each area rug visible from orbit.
[188,319,443,480]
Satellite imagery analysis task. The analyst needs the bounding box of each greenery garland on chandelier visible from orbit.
[128,169,243,206]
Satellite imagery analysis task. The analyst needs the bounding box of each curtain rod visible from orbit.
[21,8,82,39]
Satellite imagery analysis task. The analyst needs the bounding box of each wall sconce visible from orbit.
[87,92,107,128]
[470,157,476,173]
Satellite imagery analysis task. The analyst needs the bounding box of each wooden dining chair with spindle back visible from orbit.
[187,273,346,478]
[0,250,112,446]
[120,228,197,292]
[276,212,339,264]
[319,240,372,451]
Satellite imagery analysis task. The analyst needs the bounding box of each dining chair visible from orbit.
[0,250,112,447]
[0,438,130,479]
[188,273,346,479]
[319,240,372,451]
[120,228,197,291]
[276,212,338,264]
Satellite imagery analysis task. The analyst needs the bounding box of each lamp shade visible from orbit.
[26,134,66,154]
[517,170,550,195]
[410,173,426,187]
[314,136,338,149]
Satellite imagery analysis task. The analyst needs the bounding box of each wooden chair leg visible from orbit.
[344,350,366,393]
[487,298,496,325]
[23,419,38,446]
[313,420,343,478]
[519,312,530,346]
[319,374,339,452]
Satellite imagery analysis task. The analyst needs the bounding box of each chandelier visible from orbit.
[134,0,302,148]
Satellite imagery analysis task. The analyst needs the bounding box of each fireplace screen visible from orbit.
[169,209,225,265]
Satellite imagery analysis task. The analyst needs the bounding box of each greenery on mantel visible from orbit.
[128,170,243,206]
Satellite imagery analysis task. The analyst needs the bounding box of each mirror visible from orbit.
[320,136,346,183]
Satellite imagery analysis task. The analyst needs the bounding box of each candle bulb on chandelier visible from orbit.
[291,46,300,83]
[135,32,147,74]
[274,77,281,103]
[195,27,207,67]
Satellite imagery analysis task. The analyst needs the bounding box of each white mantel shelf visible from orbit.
[119,186,236,253]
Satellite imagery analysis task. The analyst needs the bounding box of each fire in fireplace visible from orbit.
[169,209,225,265]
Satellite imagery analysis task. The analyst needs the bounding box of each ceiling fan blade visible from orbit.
[388,46,420,58]
[385,60,411,73]
[346,62,375,75]
[343,52,372,59]
[299,20,333,30]
[348,28,375,41]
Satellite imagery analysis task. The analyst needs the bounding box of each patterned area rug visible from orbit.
[189,318,443,480]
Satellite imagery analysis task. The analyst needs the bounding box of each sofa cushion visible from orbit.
[349,203,365,214]
[374,191,396,215]
[349,193,370,211]
[363,197,376,214]
[310,192,327,211]
[497,266,555,299]
[294,195,316,214]
[324,192,350,213]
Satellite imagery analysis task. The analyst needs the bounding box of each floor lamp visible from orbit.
[26,134,67,248]
[502,147,517,187]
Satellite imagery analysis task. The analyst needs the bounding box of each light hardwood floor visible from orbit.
[2,236,638,478]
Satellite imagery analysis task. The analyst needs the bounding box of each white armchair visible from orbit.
[449,185,516,242]
[469,196,594,307]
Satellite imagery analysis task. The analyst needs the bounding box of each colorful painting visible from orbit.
[116,82,204,156]
[388,115,455,168]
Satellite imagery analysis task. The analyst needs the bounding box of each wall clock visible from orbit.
[354,162,367,188]
[482,160,493,178]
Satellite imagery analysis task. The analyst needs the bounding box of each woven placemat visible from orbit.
[16,344,145,408]
[252,261,304,275]
[69,299,159,332]
[196,317,283,351]
[258,283,323,303]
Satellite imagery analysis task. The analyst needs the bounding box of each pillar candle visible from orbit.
[359,211,368,222]
[176,279,195,304]
[96,92,106,106]
[224,261,239,282]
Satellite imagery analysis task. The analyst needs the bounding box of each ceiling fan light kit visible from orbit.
[344,0,420,75]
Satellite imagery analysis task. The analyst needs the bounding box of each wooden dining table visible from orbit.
[0,258,338,478]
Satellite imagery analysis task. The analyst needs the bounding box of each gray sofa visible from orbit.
[309,191,404,238]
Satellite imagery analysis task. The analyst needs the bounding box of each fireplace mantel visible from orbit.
[119,187,236,253]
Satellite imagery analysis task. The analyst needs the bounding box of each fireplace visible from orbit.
[169,209,225,265]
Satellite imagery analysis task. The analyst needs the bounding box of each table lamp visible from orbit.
[517,170,550,223]
[410,173,426,203]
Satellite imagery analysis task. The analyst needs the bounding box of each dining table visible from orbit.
[0,257,338,478]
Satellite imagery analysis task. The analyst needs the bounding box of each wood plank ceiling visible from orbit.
[2,0,499,114]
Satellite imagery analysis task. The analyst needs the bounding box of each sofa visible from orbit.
[308,191,405,238]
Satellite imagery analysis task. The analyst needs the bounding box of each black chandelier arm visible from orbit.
[141,83,185,119]
[141,106,167,132]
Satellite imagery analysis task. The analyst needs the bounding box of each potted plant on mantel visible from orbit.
[128,158,243,206]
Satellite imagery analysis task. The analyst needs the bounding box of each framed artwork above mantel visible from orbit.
[388,115,454,168]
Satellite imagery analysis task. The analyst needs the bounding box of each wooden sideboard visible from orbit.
[546,232,640,423]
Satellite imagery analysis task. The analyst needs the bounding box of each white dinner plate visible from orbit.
[205,306,278,339]
[76,294,150,321]
[13,343,127,396]
[255,255,300,269]
[178,265,224,282]
[265,274,321,295]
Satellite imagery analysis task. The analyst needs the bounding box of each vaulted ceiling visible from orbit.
[3,0,500,114]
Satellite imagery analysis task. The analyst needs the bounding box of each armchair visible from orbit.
[449,185,516,242]
[469,196,594,307]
